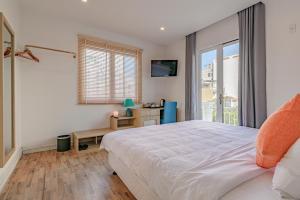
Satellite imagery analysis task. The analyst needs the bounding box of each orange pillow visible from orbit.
[256,94,300,168]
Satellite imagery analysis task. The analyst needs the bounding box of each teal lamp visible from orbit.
[123,98,135,117]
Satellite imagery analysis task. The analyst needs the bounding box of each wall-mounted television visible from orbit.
[151,60,178,77]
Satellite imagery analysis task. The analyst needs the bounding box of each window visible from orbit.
[198,41,239,125]
[78,35,142,104]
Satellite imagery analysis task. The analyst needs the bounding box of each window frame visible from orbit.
[78,35,142,105]
[196,39,239,124]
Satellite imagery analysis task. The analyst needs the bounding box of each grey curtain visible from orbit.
[238,2,267,128]
[185,32,197,121]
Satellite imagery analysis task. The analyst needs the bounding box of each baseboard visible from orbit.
[22,144,56,154]
[0,147,22,193]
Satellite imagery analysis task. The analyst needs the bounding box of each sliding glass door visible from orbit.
[198,41,239,125]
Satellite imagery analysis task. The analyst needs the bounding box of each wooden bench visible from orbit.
[73,128,113,152]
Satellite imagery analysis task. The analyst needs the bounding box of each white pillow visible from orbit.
[273,138,300,199]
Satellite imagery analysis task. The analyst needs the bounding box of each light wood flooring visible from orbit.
[0,150,136,200]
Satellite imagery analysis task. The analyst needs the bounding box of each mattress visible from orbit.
[101,120,277,200]
[108,152,281,200]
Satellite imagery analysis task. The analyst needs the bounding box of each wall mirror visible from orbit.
[0,13,15,167]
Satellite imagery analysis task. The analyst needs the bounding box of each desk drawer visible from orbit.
[141,116,160,126]
[140,109,160,117]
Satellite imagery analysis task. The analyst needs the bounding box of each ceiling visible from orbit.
[21,0,260,46]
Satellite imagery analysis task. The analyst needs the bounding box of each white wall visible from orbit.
[165,0,300,119]
[19,11,168,150]
[262,0,300,114]
[0,0,23,192]
[196,14,239,51]
[165,39,186,121]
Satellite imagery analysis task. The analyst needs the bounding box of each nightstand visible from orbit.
[110,116,136,130]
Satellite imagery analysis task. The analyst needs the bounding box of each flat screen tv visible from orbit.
[151,60,178,77]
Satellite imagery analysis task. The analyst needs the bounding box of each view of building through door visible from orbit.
[200,49,217,122]
[199,41,239,125]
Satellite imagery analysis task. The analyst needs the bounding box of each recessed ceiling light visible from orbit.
[82,0,87,2]
[160,27,165,31]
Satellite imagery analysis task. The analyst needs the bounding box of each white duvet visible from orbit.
[101,120,266,200]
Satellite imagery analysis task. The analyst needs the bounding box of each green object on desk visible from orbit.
[123,98,135,116]
[123,98,135,107]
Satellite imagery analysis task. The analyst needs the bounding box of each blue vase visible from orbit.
[126,108,132,117]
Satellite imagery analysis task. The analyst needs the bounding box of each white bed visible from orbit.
[101,120,281,200]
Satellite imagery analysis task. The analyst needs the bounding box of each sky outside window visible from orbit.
[201,43,239,68]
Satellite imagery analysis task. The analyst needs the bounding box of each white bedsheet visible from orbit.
[222,171,280,200]
[101,120,267,200]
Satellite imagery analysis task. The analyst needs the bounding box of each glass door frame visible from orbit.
[196,39,239,123]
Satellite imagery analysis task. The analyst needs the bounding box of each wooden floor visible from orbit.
[0,150,136,200]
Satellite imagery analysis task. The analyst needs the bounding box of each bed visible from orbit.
[101,120,281,200]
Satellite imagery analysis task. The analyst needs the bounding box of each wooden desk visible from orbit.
[132,108,161,127]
